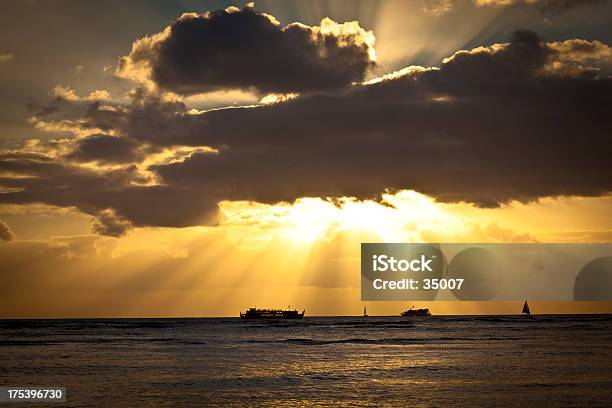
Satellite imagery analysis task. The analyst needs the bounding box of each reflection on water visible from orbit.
[1,316,611,407]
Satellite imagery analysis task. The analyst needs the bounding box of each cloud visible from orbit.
[423,0,454,16]
[485,222,538,242]
[116,6,376,95]
[92,209,132,237]
[545,39,612,75]
[2,29,612,233]
[51,85,112,102]
[0,150,219,233]
[0,220,15,241]
[67,134,141,164]
[147,32,612,206]
[473,0,607,15]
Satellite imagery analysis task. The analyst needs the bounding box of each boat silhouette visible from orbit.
[240,307,305,319]
[400,306,431,317]
[522,300,532,317]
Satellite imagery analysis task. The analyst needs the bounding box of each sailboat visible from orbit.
[363,305,368,317]
[522,300,531,316]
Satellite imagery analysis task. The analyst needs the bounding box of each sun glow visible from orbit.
[219,190,467,246]
[3,192,612,317]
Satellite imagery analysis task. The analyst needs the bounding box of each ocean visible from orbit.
[1,315,611,407]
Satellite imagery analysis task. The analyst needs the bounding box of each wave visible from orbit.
[245,335,520,346]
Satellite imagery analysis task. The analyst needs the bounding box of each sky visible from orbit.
[0,0,611,318]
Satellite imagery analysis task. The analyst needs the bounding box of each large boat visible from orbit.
[240,307,305,319]
[400,306,431,317]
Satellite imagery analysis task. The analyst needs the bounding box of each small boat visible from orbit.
[522,300,532,316]
[240,307,305,319]
[363,306,368,317]
[401,306,431,317]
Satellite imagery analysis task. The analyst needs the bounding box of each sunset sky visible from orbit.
[1,0,611,318]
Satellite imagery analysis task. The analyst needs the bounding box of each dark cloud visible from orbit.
[2,30,612,232]
[92,209,132,237]
[68,134,141,164]
[148,31,612,207]
[117,6,376,95]
[0,152,218,235]
[0,220,15,241]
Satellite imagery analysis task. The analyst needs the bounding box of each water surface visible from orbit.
[1,315,611,407]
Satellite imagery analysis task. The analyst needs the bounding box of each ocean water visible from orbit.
[1,315,612,407]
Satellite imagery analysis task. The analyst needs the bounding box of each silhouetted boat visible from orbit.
[522,300,531,316]
[363,306,368,317]
[401,306,431,317]
[240,307,305,319]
